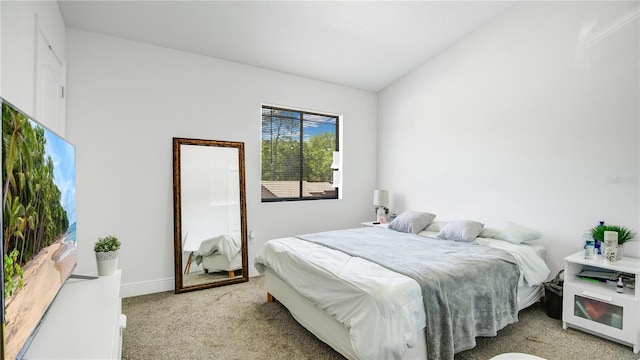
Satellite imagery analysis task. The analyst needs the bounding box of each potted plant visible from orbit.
[591,225,636,259]
[94,235,121,276]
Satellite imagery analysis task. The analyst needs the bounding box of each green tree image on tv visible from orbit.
[2,99,77,360]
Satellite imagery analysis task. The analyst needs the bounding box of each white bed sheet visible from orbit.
[255,233,550,359]
[256,237,424,359]
[264,269,543,360]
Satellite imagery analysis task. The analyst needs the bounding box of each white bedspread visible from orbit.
[475,237,550,286]
[254,234,550,359]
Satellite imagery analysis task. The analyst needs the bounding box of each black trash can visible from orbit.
[544,270,564,319]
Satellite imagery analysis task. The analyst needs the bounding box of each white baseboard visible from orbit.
[249,265,259,277]
[120,277,174,298]
[119,267,261,298]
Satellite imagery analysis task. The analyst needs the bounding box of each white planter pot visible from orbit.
[618,244,624,260]
[602,244,625,260]
[96,251,119,276]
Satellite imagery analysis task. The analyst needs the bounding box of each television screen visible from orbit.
[1,98,77,359]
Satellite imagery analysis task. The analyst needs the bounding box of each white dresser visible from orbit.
[24,270,126,359]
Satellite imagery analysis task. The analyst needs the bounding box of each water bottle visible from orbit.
[584,232,595,259]
[594,221,605,254]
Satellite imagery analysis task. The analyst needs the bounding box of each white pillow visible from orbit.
[479,220,541,244]
[388,211,436,234]
[437,220,484,242]
[424,221,448,232]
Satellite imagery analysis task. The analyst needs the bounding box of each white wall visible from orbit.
[65,29,377,296]
[378,1,639,276]
[1,0,66,129]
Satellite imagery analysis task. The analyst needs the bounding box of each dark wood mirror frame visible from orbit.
[172,137,248,293]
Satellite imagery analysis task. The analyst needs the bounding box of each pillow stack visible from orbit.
[388,211,436,234]
[388,212,542,244]
[479,220,542,244]
[436,220,484,242]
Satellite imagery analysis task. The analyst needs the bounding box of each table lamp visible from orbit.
[373,189,388,223]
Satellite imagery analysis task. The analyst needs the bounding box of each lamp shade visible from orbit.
[373,189,388,207]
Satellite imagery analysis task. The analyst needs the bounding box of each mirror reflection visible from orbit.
[173,138,248,293]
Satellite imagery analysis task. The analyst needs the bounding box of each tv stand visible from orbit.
[69,273,99,280]
[24,270,125,359]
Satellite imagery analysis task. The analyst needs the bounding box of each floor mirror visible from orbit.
[172,137,248,293]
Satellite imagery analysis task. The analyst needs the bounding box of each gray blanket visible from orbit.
[297,227,520,360]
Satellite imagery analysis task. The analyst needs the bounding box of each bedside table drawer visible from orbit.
[360,221,389,228]
[563,282,638,344]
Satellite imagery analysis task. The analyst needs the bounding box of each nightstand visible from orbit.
[361,221,389,228]
[562,251,640,353]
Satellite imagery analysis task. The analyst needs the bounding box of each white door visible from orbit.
[36,28,66,135]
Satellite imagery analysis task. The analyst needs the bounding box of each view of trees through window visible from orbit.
[261,105,339,201]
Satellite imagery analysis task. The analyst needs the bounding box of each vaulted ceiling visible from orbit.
[58,1,514,92]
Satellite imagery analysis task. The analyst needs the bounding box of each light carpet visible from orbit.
[122,276,639,360]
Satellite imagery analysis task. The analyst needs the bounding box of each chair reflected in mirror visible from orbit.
[183,232,203,275]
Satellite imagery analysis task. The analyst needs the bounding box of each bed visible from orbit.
[254,214,550,360]
[194,233,242,277]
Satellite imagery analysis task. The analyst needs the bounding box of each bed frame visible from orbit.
[201,252,242,277]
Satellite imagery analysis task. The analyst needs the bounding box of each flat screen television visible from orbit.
[1,98,77,359]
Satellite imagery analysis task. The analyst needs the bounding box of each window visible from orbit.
[261,105,339,202]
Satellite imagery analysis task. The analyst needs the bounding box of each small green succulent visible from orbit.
[94,235,121,252]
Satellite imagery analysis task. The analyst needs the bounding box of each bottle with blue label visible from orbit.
[584,231,595,259]
[594,221,605,255]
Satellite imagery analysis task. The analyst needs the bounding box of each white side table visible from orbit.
[562,251,640,352]
[361,221,389,228]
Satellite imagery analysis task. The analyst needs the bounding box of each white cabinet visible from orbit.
[360,221,389,228]
[24,270,125,359]
[563,252,640,353]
